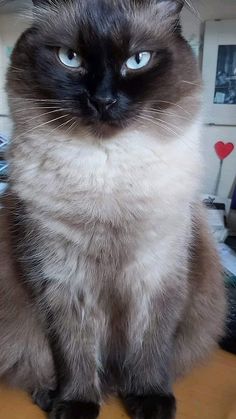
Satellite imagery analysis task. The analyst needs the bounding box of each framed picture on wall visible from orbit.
[202,20,236,125]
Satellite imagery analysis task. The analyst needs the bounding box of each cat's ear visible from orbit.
[155,0,184,15]
[32,0,51,5]
[133,0,184,15]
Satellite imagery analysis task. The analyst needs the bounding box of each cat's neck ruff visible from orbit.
[9,120,202,227]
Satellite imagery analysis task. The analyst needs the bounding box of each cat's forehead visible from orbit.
[34,0,174,52]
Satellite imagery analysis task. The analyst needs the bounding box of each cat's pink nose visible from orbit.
[89,96,117,113]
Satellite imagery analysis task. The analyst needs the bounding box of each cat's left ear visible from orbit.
[134,0,184,15]
[156,0,184,15]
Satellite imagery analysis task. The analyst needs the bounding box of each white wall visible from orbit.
[182,0,236,38]
[0,14,30,136]
[181,1,236,198]
[196,0,236,21]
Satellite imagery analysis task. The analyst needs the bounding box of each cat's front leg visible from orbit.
[120,356,176,419]
[122,393,176,419]
[50,401,100,419]
[32,389,57,412]
[39,281,101,419]
[120,362,176,419]
[119,296,179,419]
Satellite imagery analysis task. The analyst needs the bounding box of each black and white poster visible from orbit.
[214,45,236,105]
[202,20,236,125]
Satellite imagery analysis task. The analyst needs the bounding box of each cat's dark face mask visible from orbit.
[8,0,200,137]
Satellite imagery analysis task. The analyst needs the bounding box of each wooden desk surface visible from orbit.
[0,350,235,419]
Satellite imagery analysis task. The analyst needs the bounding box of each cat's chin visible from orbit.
[89,122,124,139]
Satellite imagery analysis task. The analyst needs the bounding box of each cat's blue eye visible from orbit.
[126,52,151,70]
[58,47,82,68]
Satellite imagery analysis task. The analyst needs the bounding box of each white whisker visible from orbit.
[140,113,185,134]
[66,119,79,135]
[43,116,76,137]
[15,114,70,141]
[137,100,192,116]
[137,114,180,137]
[181,80,202,87]
[8,96,72,104]
[138,113,196,153]
[14,108,68,125]
[13,106,65,114]
[143,108,191,123]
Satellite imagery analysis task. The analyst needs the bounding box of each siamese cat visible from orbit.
[0,0,225,418]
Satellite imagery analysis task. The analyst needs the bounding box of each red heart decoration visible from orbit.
[214,141,234,160]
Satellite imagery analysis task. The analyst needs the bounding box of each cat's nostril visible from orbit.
[104,98,117,110]
[89,96,117,113]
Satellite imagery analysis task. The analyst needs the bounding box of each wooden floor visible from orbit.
[0,350,235,419]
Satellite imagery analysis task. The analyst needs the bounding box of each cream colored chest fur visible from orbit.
[10,124,201,221]
[9,123,201,290]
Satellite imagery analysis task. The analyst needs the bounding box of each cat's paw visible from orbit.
[121,393,176,419]
[32,388,56,412]
[49,400,100,419]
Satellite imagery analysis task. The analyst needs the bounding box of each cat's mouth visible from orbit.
[81,108,130,137]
